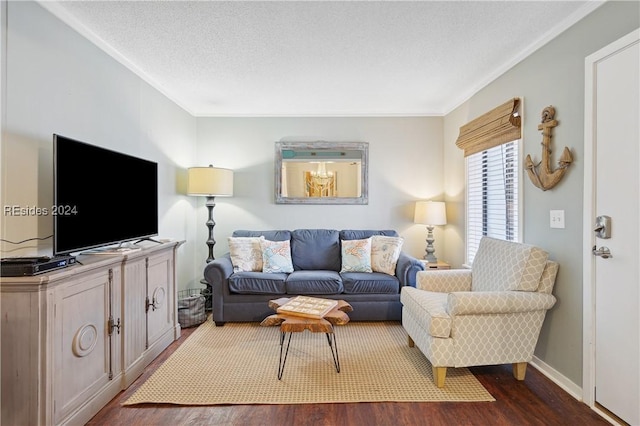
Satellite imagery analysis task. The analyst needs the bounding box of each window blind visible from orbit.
[466,141,519,264]
[456,98,521,157]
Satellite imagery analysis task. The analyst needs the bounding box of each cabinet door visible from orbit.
[146,250,175,347]
[53,268,115,424]
[122,257,147,375]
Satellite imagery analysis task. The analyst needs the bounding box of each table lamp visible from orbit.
[414,200,447,263]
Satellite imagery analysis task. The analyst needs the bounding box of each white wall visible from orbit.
[193,117,444,267]
[0,2,199,289]
[443,1,639,387]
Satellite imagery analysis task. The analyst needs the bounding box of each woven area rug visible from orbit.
[124,320,494,405]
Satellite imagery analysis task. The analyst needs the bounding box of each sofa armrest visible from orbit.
[204,254,234,324]
[204,254,234,293]
[395,252,425,287]
[417,269,472,292]
[447,291,557,315]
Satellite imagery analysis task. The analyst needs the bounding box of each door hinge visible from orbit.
[108,315,121,336]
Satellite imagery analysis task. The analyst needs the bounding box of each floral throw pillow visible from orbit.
[228,236,264,272]
[261,239,294,273]
[371,235,404,275]
[340,238,373,273]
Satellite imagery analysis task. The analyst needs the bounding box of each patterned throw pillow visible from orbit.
[371,235,404,275]
[228,236,264,272]
[261,239,294,273]
[340,238,373,273]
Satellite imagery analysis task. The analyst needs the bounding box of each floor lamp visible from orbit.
[188,165,234,309]
[414,200,447,263]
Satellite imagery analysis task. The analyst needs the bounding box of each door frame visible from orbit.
[582,28,640,418]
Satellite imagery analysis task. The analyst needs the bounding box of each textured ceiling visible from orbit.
[41,1,603,116]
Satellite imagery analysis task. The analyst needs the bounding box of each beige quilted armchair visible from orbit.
[400,236,558,388]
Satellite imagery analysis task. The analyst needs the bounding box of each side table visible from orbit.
[420,260,451,270]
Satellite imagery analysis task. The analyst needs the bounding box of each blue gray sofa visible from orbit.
[204,229,424,325]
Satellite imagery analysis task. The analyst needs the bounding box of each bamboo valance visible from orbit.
[456,98,521,157]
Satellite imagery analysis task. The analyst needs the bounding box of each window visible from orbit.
[465,141,520,264]
[455,98,522,265]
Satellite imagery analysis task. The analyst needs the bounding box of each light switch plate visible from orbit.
[550,210,565,229]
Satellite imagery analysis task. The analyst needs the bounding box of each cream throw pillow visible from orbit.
[228,236,264,272]
[371,235,404,275]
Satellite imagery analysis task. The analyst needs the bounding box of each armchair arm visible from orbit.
[417,269,472,292]
[395,252,425,287]
[447,291,557,315]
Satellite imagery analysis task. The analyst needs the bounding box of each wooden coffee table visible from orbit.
[260,297,353,380]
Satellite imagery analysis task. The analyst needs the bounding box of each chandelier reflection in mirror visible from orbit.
[305,162,337,197]
[275,141,368,205]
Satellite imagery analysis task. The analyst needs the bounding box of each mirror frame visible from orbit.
[275,141,369,205]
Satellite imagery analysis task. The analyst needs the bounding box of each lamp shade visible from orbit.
[187,166,234,197]
[414,201,447,226]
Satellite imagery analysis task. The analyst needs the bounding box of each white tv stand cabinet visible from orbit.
[0,240,183,426]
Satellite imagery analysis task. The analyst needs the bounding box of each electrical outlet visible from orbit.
[550,210,565,229]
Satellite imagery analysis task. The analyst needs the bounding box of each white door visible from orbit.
[584,29,639,425]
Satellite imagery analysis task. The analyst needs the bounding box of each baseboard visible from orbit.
[59,374,122,426]
[530,355,583,401]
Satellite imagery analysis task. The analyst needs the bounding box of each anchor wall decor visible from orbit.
[525,106,572,191]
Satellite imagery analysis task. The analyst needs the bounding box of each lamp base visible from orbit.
[424,225,438,264]
[205,196,217,262]
[424,254,438,263]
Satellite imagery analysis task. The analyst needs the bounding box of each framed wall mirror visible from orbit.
[275,141,369,204]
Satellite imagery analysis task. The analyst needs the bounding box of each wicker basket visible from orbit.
[177,289,206,328]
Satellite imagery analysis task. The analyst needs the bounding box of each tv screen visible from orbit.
[53,134,159,255]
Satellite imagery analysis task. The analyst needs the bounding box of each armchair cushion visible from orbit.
[400,287,451,338]
[472,237,548,292]
[537,261,559,294]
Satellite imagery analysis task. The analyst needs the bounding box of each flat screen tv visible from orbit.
[53,134,159,255]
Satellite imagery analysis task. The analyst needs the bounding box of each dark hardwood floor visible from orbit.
[87,325,611,426]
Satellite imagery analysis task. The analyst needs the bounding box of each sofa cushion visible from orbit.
[228,236,265,272]
[228,271,287,295]
[260,239,294,273]
[340,229,399,240]
[472,237,548,292]
[285,270,343,295]
[341,272,399,294]
[232,230,291,241]
[291,229,341,271]
[340,238,373,273]
[371,235,404,275]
